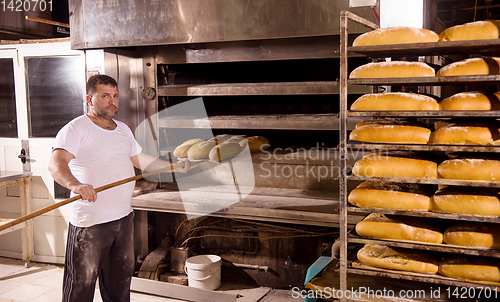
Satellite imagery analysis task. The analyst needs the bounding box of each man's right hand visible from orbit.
[70,183,97,202]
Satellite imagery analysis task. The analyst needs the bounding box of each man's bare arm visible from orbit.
[48,149,97,202]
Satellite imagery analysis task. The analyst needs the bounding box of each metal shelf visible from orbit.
[339,11,500,302]
[348,233,500,258]
[348,38,500,58]
[158,114,364,130]
[157,81,371,96]
[348,175,500,188]
[348,75,500,86]
[348,141,500,153]
[348,265,500,291]
[347,206,500,224]
[131,186,364,227]
[348,110,500,118]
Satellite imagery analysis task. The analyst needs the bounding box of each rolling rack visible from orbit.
[339,10,500,302]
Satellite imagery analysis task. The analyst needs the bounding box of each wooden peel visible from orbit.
[25,16,70,28]
[0,163,183,233]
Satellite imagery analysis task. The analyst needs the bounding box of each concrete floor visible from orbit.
[0,257,301,302]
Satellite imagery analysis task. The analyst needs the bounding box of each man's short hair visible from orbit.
[86,74,118,95]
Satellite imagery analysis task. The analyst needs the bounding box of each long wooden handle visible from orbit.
[25,16,70,28]
[0,163,183,233]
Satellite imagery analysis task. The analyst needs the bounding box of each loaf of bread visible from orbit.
[438,158,500,181]
[439,91,500,110]
[439,255,500,282]
[356,214,443,243]
[357,244,439,274]
[208,142,242,162]
[437,57,500,76]
[439,20,500,42]
[222,135,246,144]
[350,123,431,144]
[350,61,435,79]
[444,223,500,249]
[240,136,270,153]
[431,186,500,216]
[429,123,500,145]
[353,27,439,46]
[207,134,233,144]
[353,152,438,178]
[173,138,204,158]
[351,92,439,111]
[187,140,217,160]
[348,181,431,210]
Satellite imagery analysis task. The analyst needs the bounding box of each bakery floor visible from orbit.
[0,257,299,302]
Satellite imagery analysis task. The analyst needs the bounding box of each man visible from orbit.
[48,74,192,302]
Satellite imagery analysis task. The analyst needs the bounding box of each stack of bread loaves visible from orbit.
[349,20,500,285]
[173,135,269,162]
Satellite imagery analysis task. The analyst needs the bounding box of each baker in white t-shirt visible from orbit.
[48,74,194,302]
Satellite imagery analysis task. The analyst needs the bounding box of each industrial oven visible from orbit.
[69,0,380,288]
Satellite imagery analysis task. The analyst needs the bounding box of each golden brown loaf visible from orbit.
[240,136,270,153]
[351,92,439,111]
[439,91,500,111]
[355,214,443,243]
[353,27,439,46]
[429,123,500,145]
[353,152,438,179]
[431,186,500,216]
[357,244,439,274]
[444,223,500,249]
[439,20,500,42]
[437,57,500,76]
[350,123,431,144]
[438,158,500,181]
[439,255,500,282]
[348,181,431,210]
[350,61,435,79]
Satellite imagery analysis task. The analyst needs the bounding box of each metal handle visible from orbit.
[18,149,27,164]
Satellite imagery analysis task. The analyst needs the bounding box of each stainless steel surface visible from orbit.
[157,114,362,131]
[155,36,363,64]
[69,0,379,49]
[99,49,145,134]
[157,82,372,96]
[0,171,32,183]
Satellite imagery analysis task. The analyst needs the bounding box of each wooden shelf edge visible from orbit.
[348,265,500,290]
[347,233,500,258]
[347,206,500,223]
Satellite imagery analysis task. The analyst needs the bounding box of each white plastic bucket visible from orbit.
[185,255,222,290]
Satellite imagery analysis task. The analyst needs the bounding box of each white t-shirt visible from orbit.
[53,115,142,227]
